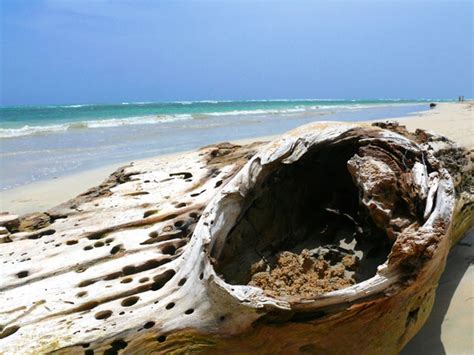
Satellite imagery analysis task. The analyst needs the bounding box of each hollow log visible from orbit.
[0,122,472,354]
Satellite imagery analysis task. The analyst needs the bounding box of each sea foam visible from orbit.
[0,101,417,139]
[0,114,193,138]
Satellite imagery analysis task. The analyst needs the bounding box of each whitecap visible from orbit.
[0,124,69,138]
[0,114,194,138]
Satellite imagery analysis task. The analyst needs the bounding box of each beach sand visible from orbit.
[397,101,473,148]
[0,134,277,215]
[0,101,472,352]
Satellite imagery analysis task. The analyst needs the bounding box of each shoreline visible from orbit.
[0,134,279,215]
[0,102,429,192]
[0,101,472,353]
[1,102,472,216]
[389,101,473,148]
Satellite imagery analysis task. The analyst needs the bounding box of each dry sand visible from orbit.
[395,101,473,148]
[0,101,472,353]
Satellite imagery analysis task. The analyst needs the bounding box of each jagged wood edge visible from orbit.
[0,122,471,355]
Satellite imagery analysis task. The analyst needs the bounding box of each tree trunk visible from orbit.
[0,122,472,354]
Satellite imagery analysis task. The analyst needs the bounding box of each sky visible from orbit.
[0,0,472,106]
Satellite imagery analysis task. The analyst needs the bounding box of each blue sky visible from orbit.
[1,0,472,105]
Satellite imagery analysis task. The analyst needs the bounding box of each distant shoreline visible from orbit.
[0,101,429,190]
[0,98,458,109]
[0,99,432,138]
[1,101,472,216]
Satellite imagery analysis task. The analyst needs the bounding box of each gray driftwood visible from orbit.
[0,121,472,354]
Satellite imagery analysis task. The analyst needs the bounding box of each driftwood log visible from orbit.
[0,122,472,354]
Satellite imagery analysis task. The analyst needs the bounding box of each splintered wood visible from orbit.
[0,122,472,354]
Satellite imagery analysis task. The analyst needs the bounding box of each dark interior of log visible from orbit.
[212,141,394,297]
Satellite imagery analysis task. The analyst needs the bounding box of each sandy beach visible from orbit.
[396,101,473,148]
[0,101,472,353]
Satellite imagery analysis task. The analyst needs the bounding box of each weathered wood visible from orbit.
[0,122,471,354]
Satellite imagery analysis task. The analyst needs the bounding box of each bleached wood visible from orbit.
[0,122,471,354]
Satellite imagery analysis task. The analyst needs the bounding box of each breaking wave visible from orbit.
[0,101,420,139]
[0,114,193,138]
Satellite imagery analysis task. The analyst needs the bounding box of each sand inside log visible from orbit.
[248,249,359,297]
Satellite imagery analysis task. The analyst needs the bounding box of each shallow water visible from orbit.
[0,100,431,190]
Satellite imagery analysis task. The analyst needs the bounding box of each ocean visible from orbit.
[0,99,440,190]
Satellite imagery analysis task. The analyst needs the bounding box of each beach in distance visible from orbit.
[1,100,471,215]
[0,99,433,192]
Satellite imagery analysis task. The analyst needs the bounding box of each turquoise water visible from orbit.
[0,99,443,137]
[0,99,439,190]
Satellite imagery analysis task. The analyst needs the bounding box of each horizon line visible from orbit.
[1,97,467,109]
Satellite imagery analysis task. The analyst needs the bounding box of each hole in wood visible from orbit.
[143,321,155,329]
[127,191,149,196]
[27,229,56,240]
[160,244,176,255]
[110,244,123,255]
[0,325,20,339]
[143,210,159,218]
[95,310,113,320]
[151,270,176,291]
[174,220,184,228]
[109,339,128,351]
[211,142,401,299]
[121,296,139,307]
[120,277,133,284]
[190,189,206,197]
[406,307,420,327]
[170,172,192,179]
[76,291,88,298]
[78,279,96,288]
[16,270,29,278]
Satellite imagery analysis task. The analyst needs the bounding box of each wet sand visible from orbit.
[0,135,277,215]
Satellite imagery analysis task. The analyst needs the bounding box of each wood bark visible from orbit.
[0,122,472,354]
